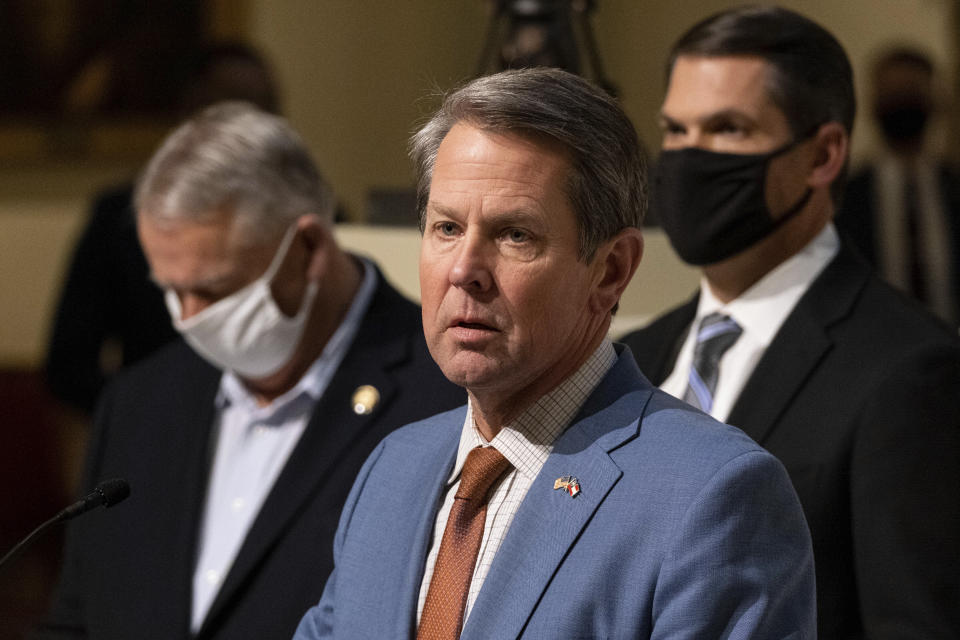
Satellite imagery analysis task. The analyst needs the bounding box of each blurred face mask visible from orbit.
[653,139,812,265]
[165,224,319,379]
[875,100,930,144]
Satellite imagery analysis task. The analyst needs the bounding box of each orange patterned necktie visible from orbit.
[417,446,511,640]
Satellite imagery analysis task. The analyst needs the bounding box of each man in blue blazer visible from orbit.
[295,68,815,639]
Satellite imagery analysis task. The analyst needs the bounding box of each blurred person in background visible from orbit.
[44,42,280,416]
[838,46,960,325]
[36,102,463,640]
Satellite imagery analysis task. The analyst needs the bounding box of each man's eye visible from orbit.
[505,228,529,243]
[714,122,744,135]
[438,221,458,236]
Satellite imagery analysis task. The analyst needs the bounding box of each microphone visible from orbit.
[58,478,130,521]
[0,478,130,571]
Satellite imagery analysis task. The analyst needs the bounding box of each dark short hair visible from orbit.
[668,6,855,139]
[409,67,647,261]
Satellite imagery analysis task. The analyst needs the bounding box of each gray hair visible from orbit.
[410,67,647,261]
[135,101,333,240]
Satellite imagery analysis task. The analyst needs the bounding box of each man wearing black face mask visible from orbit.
[621,7,960,639]
[838,47,960,325]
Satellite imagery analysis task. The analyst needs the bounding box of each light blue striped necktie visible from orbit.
[683,313,742,413]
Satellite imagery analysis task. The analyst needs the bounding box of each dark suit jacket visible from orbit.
[621,243,960,639]
[838,164,960,322]
[37,271,465,640]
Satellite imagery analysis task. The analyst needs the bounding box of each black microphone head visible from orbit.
[94,478,130,508]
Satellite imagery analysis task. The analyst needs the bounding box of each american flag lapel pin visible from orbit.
[553,475,581,498]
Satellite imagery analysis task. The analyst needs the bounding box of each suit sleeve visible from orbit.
[651,449,816,639]
[293,439,388,639]
[43,198,124,414]
[852,345,960,637]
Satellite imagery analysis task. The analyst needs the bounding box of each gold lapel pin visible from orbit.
[351,385,380,415]
[554,475,581,498]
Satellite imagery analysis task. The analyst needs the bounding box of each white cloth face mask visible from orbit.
[164,224,319,379]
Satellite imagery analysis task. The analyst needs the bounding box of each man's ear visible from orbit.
[296,214,332,281]
[806,122,848,189]
[589,227,644,314]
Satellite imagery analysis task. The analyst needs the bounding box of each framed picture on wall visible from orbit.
[0,0,247,165]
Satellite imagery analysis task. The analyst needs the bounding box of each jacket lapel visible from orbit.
[393,420,463,638]
[623,294,697,385]
[199,272,410,634]
[149,346,221,637]
[727,246,868,443]
[331,409,463,640]
[461,352,653,640]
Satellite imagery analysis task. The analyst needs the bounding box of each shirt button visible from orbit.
[231,497,246,512]
[205,569,220,585]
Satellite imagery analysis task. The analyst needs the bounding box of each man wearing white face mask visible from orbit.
[38,102,464,640]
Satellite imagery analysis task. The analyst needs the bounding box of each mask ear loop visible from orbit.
[762,121,822,228]
[166,223,302,329]
[769,187,813,228]
[766,120,826,159]
[263,222,319,321]
[261,223,302,285]
[763,135,813,228]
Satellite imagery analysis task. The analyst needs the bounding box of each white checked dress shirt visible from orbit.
[190,259,375,632]
[661,224,839,422]
[416,339,617,626]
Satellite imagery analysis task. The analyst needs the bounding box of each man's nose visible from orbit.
[448,234,494,293]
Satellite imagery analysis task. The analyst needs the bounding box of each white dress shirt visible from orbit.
[661,224,839,423]
[190,259,376,632]
[416,340,617,626]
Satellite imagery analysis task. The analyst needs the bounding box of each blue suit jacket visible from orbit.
[295,349,815,639]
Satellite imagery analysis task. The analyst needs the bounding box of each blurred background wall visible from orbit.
[1,0,957,369]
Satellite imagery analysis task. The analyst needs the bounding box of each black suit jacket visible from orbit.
[621,243,960,639]
[37,271,465,640]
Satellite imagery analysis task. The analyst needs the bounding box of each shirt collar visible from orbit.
[215,257,378,419]
[696,223,839,348]
[449,339,617,484]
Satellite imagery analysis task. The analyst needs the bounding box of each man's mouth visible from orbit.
[456,321,495,331]
[448,317,501,339]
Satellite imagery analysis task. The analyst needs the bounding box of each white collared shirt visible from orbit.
[416,340,617,626]
[661,224,839,423]
[190,259,376,632]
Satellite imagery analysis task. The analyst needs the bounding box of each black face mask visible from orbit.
[653,140,813,265]
[876,102,930,143]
